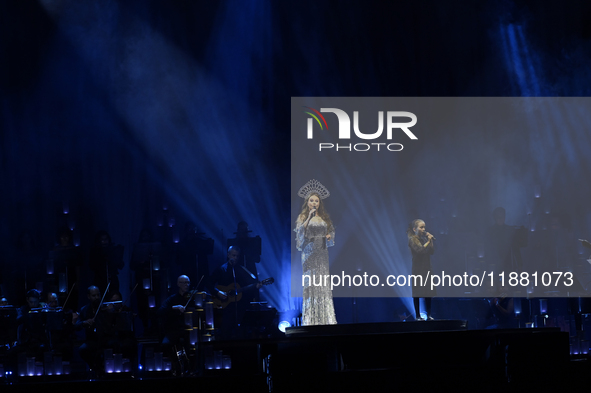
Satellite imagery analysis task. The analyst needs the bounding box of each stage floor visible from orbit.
[284,319,468,336]
[2,323,586,392]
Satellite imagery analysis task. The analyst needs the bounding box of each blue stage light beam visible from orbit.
[37,0,290,311]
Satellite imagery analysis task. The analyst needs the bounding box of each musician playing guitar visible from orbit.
[207,246,263,339]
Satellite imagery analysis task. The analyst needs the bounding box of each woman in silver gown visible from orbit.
[294,180,337,326]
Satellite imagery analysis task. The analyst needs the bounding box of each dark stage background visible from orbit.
[2,0,591,324]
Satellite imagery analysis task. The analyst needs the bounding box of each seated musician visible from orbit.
[158,275,196,375]
[207,246,262,339]
[43,292,75,361]
[158,275,195,345]
[4,290,45,374]
[15,289,48,359]
[0,297,15,351]
[76,286,137,373]
[46,292,58,309]
[105,291,131,312]
[103,291,135,365]
[75,286,103,372]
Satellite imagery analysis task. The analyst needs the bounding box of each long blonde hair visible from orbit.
[296,192,335,233]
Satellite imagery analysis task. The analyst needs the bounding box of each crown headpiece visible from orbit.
[297,179,330,200]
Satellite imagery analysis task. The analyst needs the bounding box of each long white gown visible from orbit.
[294,216,337,326]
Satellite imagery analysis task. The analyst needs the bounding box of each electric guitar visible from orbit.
[213,277,274,309]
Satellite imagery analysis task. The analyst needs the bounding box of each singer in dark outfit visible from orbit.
[407,219,436,321]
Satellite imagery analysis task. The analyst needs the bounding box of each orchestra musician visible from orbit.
[207,246,262,339]
[43,291,75,361]
[105,291,131,312]
[75,286,136,374]
[103,291,136,365]
[5,289,48,374]
[0,297,15,350]
[15,289,48,358]
[158,275,196,376]
[226,221,261,300]
[75,286,104,372]
[46,292,58,309]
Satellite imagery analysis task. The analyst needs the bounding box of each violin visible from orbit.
[184,290,201,299]
[103,301,123,305]
[97,301,126,314]
[182,275,207,302]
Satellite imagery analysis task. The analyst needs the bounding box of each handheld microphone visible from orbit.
[311,207,317,217]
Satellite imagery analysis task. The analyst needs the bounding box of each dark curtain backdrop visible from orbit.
[2,0,591,321]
